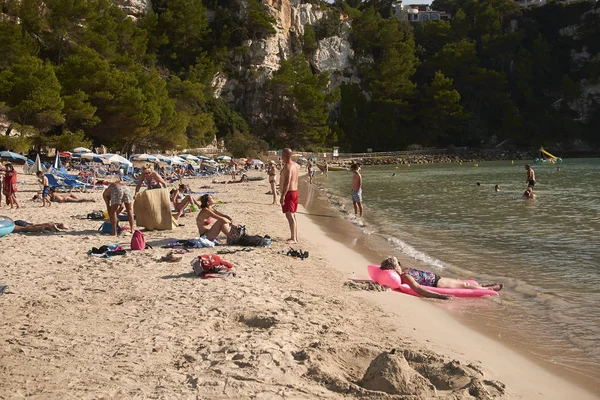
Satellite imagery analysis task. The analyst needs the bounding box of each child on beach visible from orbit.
[522,187,536,200]
[171,184,200,219]
[525,164,536,187]
[36,172,52,207]
[351,163,363,218]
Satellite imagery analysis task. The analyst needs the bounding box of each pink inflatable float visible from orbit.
[367,265,499,298]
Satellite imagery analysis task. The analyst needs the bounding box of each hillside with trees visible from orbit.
[0,0,598,155]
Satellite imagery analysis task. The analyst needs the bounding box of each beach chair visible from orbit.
[63,178,93,191]
[44,174,66,189]
[58,167,80,180]
[122,175,138,185]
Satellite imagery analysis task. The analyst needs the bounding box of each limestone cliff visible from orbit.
[112,0,150,15]
[212,0,356,122]
[559,6,600,123]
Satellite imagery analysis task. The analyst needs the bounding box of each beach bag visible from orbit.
[99,221,121,235]
[236,234,271,247]
[131,230,153,250]
[227,224,246,245]
[87,211,105,220]
[192,254,233,276]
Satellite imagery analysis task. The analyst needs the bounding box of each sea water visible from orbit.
[304,159,600,387]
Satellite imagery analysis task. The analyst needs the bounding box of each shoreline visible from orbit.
[298,176,600,397]
[0,168,597,398]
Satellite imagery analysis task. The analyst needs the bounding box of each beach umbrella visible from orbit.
[0,151,28,162]
[216,155,232,161]
[70,147,92,153]
[247,159,264,165]
[179,154,200,161]
[52,152,63,169]
[33,154,44,173]
[131,153,158,162]
[151,154,172,163]
[78,152,108,164]
[197,155,210,160]
[99,153,133,167]
[170,156,185,165]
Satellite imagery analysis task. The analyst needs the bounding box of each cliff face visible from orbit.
[212,0,356,122]
[559,6,600,123]
[112,0,150,15]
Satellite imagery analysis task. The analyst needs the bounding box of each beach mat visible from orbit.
[134,189,177,231]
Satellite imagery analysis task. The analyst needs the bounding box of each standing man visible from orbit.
[307,161,313,184]
[525,164,536,187]
[323,160,328,177]
[280,148,300,244]
[351,163,363,218]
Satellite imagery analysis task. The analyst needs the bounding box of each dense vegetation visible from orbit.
[0,0,598,155]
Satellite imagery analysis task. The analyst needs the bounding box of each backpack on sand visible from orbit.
[131,230,152,250]
[192,254,233,276]
[99,221,121,235]
[226,224,246,245]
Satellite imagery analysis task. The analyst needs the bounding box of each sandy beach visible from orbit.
[0,168,597,399]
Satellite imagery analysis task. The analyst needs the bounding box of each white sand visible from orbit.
[0,167,597,399]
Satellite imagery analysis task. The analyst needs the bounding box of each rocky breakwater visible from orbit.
[340,149,534,166]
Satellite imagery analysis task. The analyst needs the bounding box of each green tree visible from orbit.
[167,76,217,147]
[420,71,467,145]
[225,130,268,158]
[246,0,276,40]
[207,98,249,138]
[302,23,318,56]
[265,55,335,149]
[0,56,64,132]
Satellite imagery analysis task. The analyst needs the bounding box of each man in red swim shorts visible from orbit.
[280,148,300,243]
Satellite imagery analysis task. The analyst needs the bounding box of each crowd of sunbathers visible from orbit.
[5,161,260,237]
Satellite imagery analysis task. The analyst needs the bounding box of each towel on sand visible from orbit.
[134,189,177,231]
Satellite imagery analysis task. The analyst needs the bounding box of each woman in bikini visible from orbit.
[12,220,69,233]
[171,184,200,219]
[49,187,96,203]
[380,257,503,300]
[267,161,278,205]
[135,164,167,195]
[196,194,232,241]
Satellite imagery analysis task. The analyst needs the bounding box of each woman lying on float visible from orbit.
[369,257,503,299]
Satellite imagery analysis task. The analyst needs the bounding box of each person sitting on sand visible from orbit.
[380,257,503,300]
[12,220,69,233]
[196,194,232,241]
[49,187,95,203]
[135,164,167,195]
[171,184,200,219]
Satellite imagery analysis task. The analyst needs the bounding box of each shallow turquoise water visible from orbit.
[319,159,600,382]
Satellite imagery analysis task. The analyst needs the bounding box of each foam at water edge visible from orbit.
[387,236,446,270]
